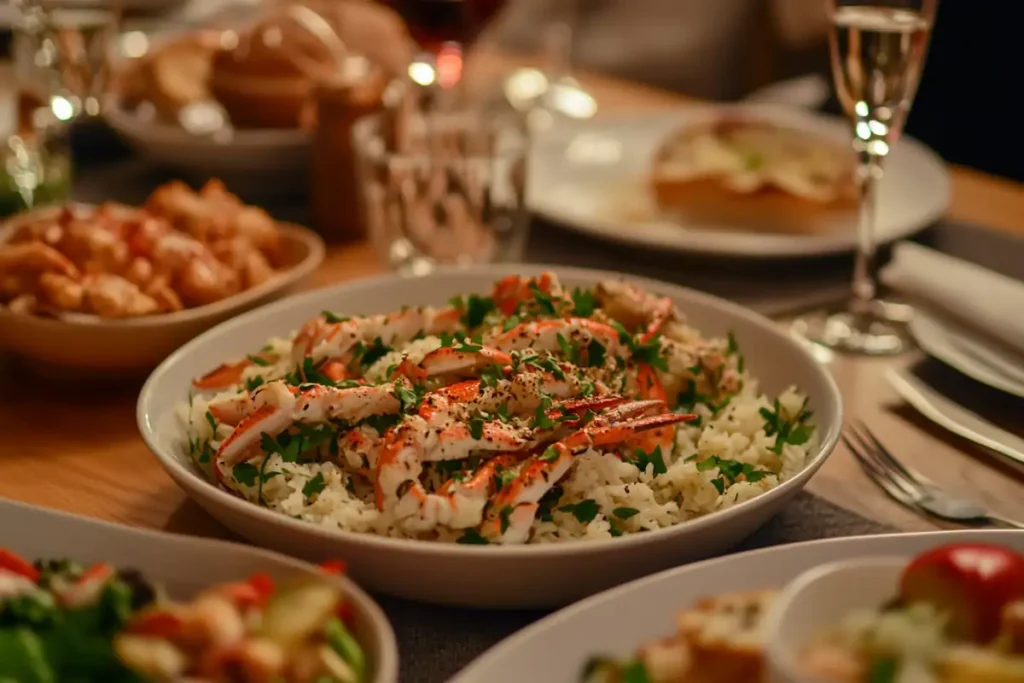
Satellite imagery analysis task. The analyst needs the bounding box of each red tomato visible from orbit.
[901,543,1024,643]
[247,572,275,600]
[319,560,347,575]
[0,549,39,582]
[127,610,184,638]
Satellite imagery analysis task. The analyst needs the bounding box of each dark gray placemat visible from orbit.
[378,491,893,683]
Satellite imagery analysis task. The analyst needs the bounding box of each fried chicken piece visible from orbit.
[82,274,161,318]
[37,272,85,311]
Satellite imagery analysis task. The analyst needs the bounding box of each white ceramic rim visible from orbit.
[764,556,907,683]
[138,263,843,560]
[909,310,1024,398]
[530,104,951,259]
[450,529,1024,682]
[0,497,400,683]
[0,205,326,329]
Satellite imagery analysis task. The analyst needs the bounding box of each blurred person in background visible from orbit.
[482,0,832,101]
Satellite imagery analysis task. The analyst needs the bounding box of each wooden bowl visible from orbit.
[0,219,325,379]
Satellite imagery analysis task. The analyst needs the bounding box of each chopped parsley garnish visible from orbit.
[529,283,559,316]
[451,294,496,329]
[532,397,556,429]
[303,472,327,499]
[867,657,897,683]
[501,315,521,333]
[244,375,265,392]
[570,287,598,317]
[558,498,600,524]
[452,339,483,354]
[610,320,668,371]
[493,467,517,491]
[626,446,668,475]
[364,413,402,434]
[259,424,337,463]
[621,659,653,683]
[246,354,271,367]
[204,411,217,432]
[479,363,504,389]
[393,383,424,412]
[727,330,745,373]
[586,339,606,368]
[537,485,564,522]
[760,397,814,454]
[232,462,259,487]
[358,337,392,369]
[285,357,350,387]
[468,417,485,440]
[456,529,489,545]
[696,456,771,495]
[539,446,560,463]
[613,507,639,520]
[499,505,514,534]
[322,310,349,324]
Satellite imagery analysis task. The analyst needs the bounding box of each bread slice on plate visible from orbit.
[650,117,858,235]
[635,589,777,683]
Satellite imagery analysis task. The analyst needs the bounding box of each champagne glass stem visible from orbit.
[851,155,884,313]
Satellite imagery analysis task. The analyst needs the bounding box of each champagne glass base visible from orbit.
[793,305,910,356]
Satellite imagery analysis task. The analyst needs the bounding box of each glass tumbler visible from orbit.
[353,106,530,276]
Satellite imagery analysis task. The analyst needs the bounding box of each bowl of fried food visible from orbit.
[0,179,325,378]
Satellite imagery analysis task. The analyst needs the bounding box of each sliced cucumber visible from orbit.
[326,617,367,682]
[259,579,341,649]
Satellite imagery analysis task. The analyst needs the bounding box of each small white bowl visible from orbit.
[0,497,399,683]
[0,207,325,379]
[765,557,906,683]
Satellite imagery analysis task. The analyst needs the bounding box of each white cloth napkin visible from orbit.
[882,241,1024,356]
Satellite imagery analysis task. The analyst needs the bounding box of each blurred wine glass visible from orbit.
[380,0,507,91]
[12,0,123,119]
[502,0,597,128]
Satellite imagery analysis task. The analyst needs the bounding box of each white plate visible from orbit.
[529,104,950,259]
[910,309,1024,398]
[104,104,312,198]
[0,498,399,683]
[450,529,1024,683]
[137,264,842,608]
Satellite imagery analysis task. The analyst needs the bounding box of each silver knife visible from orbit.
[886,368,1024,472]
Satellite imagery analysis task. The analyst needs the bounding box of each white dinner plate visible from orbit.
[0,498,399,683]
[138,264,842,608]
[449,529,1024,683]
[910,309,1024,398]
[528,104,950,259]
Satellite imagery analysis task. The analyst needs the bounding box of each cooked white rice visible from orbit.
[180,330,817,544]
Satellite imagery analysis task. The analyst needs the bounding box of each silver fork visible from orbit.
[843,420,1024,529]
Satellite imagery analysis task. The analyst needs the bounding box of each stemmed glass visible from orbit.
[503,0,598,125]
[795,0,937,355]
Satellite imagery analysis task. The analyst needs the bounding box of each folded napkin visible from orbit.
[882,241,1024,357]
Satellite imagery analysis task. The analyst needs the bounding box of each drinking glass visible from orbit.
[503,0,598,126]
[795,0,937,355]
[353,107,530,276]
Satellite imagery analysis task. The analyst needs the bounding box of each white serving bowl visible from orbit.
[765,557,906,683]
[137,264,843,608]
[0,498,399,683]
[0,206,325,378]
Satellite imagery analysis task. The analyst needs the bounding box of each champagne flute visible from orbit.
[795,0,937,355]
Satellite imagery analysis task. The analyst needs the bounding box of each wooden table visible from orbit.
[3,62,1024,542]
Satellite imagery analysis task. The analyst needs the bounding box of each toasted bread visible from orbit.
[633,590,776,683]
[651,117,857,235]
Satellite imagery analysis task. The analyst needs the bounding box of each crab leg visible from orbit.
[214,381,400,483]
[479,409,696,543]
